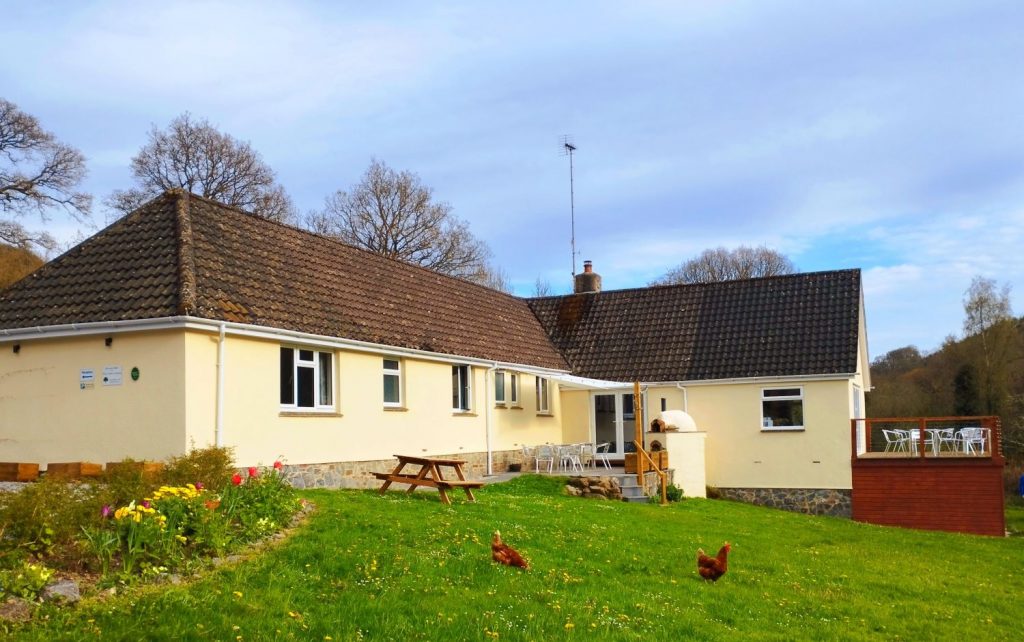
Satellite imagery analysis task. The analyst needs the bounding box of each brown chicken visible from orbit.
[491,531,529,569]
[696,542,731,581]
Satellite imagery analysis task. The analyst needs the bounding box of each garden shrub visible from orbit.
[99,458,160,508]
[161,445,236,490]
[665,483,684,502]
[0,477,102,559]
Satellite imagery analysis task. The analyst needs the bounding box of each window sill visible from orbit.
[536,412,554,418]
[494,403,508,409]
[383,406,408,412]
[452,411,478,417]
[509,405,523,410]
[279,410,342,418]
[760,427,804,433]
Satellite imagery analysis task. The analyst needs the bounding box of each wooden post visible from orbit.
[634,381,643,486]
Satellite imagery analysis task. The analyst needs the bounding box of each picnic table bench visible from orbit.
[373,454,484,504]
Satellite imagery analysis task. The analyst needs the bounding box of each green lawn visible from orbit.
[8,476,1023,641]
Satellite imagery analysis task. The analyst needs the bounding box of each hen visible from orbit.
[491,530,529,569]
[696,542,731,581]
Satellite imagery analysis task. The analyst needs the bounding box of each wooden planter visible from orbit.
[45,462,103,479]
[0,462,40,482]
[624,451,668,474]
[105,461,164,478]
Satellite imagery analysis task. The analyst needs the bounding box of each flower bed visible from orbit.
[0,448,303,612]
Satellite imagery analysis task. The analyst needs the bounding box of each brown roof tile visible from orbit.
[0,191,569,371]
[527,270,862,381]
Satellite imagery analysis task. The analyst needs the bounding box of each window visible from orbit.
[280,347,333,409]
[761,387,803,430]
[452,365,472,411]
[535,376,550,413]
[494,371,506,405]
[510,373,519,406]
[383,358,402,407]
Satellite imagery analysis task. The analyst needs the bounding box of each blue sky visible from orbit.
[3,0,1023,358]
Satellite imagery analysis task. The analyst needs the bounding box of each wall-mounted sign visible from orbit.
[131,367,140,381]
[80,368,95,390]
[102,365,123,386]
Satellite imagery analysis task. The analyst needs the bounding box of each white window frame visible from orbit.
[535,376,550,414]
[760,386,804,431]
[452,365,472,412]
[494,370,506,405]
[383,358,402,408]
[510,373,520,406]
[280,346,334,411]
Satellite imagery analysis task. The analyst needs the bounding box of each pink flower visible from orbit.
[101,505,112,519]
[195,481,204,491]
[141,500,151,509]
[248,466,258,478]
[231,473,243,486]
[273,460,283,470]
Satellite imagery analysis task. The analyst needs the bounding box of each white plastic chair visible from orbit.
[935,428,956,453]
[881,429,907,453]
[594,442,612,469]
[956,427,987,455]
[520,445,534,470]
[534,444,555,472]
[558,445,583,473]
[577,443,595,469]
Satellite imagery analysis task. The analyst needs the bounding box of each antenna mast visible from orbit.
[562,135,578,276]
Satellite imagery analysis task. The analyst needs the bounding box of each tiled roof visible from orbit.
[0,191,569,371]
[526,270,862,381]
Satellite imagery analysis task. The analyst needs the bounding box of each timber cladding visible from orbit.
[851,458,1006,536]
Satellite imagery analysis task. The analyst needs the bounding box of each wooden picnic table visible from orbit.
[372,454,484,504]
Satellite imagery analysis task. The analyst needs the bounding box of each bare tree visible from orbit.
[533,276,552,297]
[0,98,91,250]
[962,275,1015,413]
[106,113,294,223]
[650,245,796,285]
[307,159,492,280]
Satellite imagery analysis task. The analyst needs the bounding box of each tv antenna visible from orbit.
[561,135,579,276]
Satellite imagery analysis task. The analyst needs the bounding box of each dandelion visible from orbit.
[233,591,243,598]
[232,473,243,486]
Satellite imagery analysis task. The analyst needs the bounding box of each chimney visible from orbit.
[574,260,601,294]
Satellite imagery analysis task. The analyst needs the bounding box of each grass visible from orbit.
[7,476,1024,641]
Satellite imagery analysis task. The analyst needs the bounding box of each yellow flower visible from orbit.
[233,591,243,598]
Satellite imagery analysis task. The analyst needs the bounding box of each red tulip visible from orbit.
[273,460,283,470]
[231,473,243,486]
[248,466,258,478]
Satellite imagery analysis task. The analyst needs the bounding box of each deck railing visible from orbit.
[852,415,1003,462]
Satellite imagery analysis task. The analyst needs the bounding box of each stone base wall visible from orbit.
[716,487,851,517]
[281,449,521,489]
[565,476,623,499]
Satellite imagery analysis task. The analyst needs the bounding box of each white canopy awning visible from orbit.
[543,373,633,390]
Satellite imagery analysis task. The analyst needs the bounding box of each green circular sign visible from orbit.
[131,367,140,381]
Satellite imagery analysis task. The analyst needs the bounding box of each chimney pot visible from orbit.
[583,260,593,273]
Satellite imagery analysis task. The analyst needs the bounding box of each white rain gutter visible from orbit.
[1,315,574,375]
[675,383,689,412]
[484,363,499,476]
[215,322,226,447]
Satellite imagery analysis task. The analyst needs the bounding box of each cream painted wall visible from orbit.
[184,332,568,466]
[661,379,857,489]
[0,331,187,465]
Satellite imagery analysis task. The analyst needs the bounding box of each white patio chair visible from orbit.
[558,444,583,473]
[934,428,956,453]
[956,427,987,455]
[594,442,612,469]
[520,445,534,470]
[533,444,555,473]
[577,443,595,469]
[881,429,906,453]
